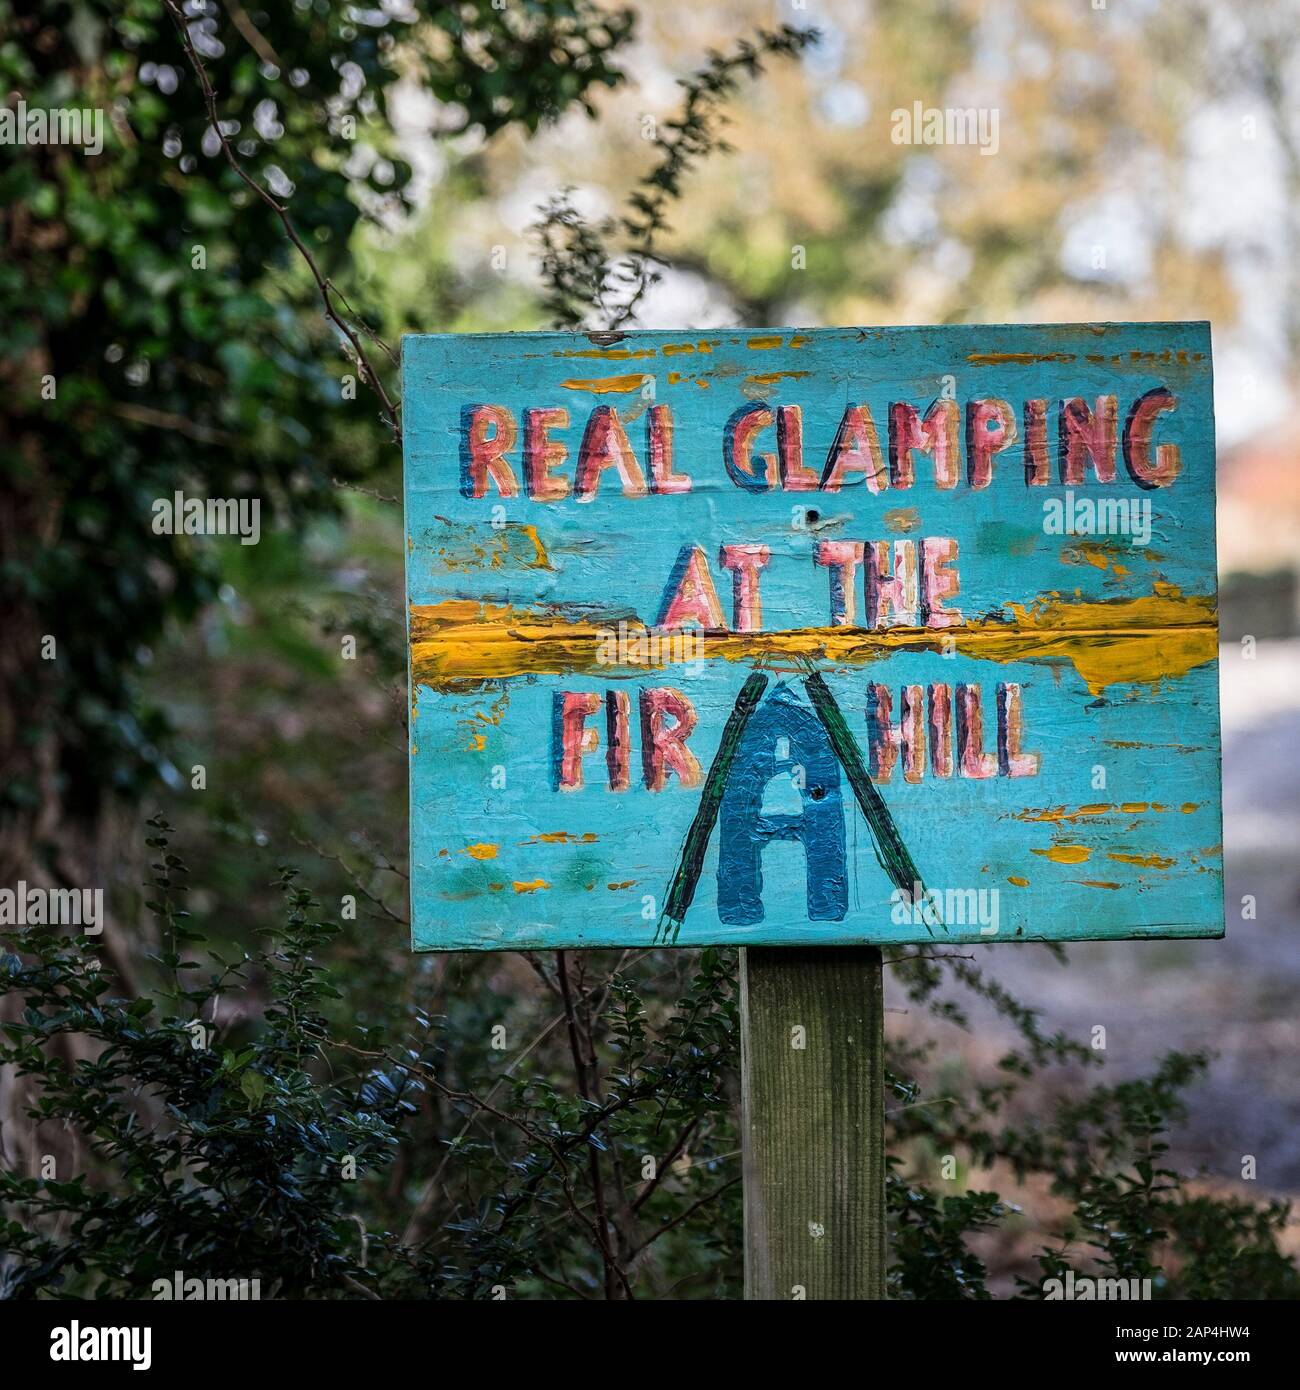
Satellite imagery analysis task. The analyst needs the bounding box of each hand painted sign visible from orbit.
[403,323,1222,950]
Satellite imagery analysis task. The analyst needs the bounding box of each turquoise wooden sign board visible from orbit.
[403,323,1222,951]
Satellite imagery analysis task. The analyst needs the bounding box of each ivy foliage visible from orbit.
[0,0,632,823]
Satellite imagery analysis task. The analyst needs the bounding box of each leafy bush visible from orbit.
[3,819,1296,1300]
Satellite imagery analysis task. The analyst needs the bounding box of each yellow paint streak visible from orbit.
[512,879,550,894]
[968,351,1077,365]
[1007,876,1030,887]
[744,370,811,388]
[1180,803,1199,813]
[1104,740,1202,753]
[747,335,784,350]
[519,524,550,569]
[464,843,498,861]
[560,373,650,394]
[883,507,921,534]
[1014,803,1113,824]
[1107,851,1176,868]
[607,880,635,891]
[1077,880,1122,890]
[523,831,598,845]
[1031,844,1093,864]
[410,590,1217,696]
[1016,801,1184,825]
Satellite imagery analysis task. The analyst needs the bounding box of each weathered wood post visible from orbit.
[741,946,886,1300]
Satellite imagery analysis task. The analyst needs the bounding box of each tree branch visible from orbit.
[163,0,402,444]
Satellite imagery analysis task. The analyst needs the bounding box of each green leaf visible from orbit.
[240,1070,266,1107]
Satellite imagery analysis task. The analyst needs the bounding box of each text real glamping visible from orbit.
[458,388,1181,502]
[457,388,1182,794]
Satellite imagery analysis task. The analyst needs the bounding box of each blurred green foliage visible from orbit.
[0,0,631,835]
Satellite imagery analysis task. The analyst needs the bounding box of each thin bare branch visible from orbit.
[163,0,401,444]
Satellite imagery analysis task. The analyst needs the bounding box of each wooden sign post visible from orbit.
[403,322,1222,1299]
[742,945,886,1299]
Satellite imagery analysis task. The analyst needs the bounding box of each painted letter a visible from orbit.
[717,688,847,925]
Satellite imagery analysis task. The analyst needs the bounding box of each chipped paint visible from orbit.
[426,519,553,573]
[967,351,1077,365]
[744,370,812,389]
[560,373,650,394]
[1031,844,1093,864]
[1013,803,1115,823]
[883,507,922,533]
[403,323,1223,950]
